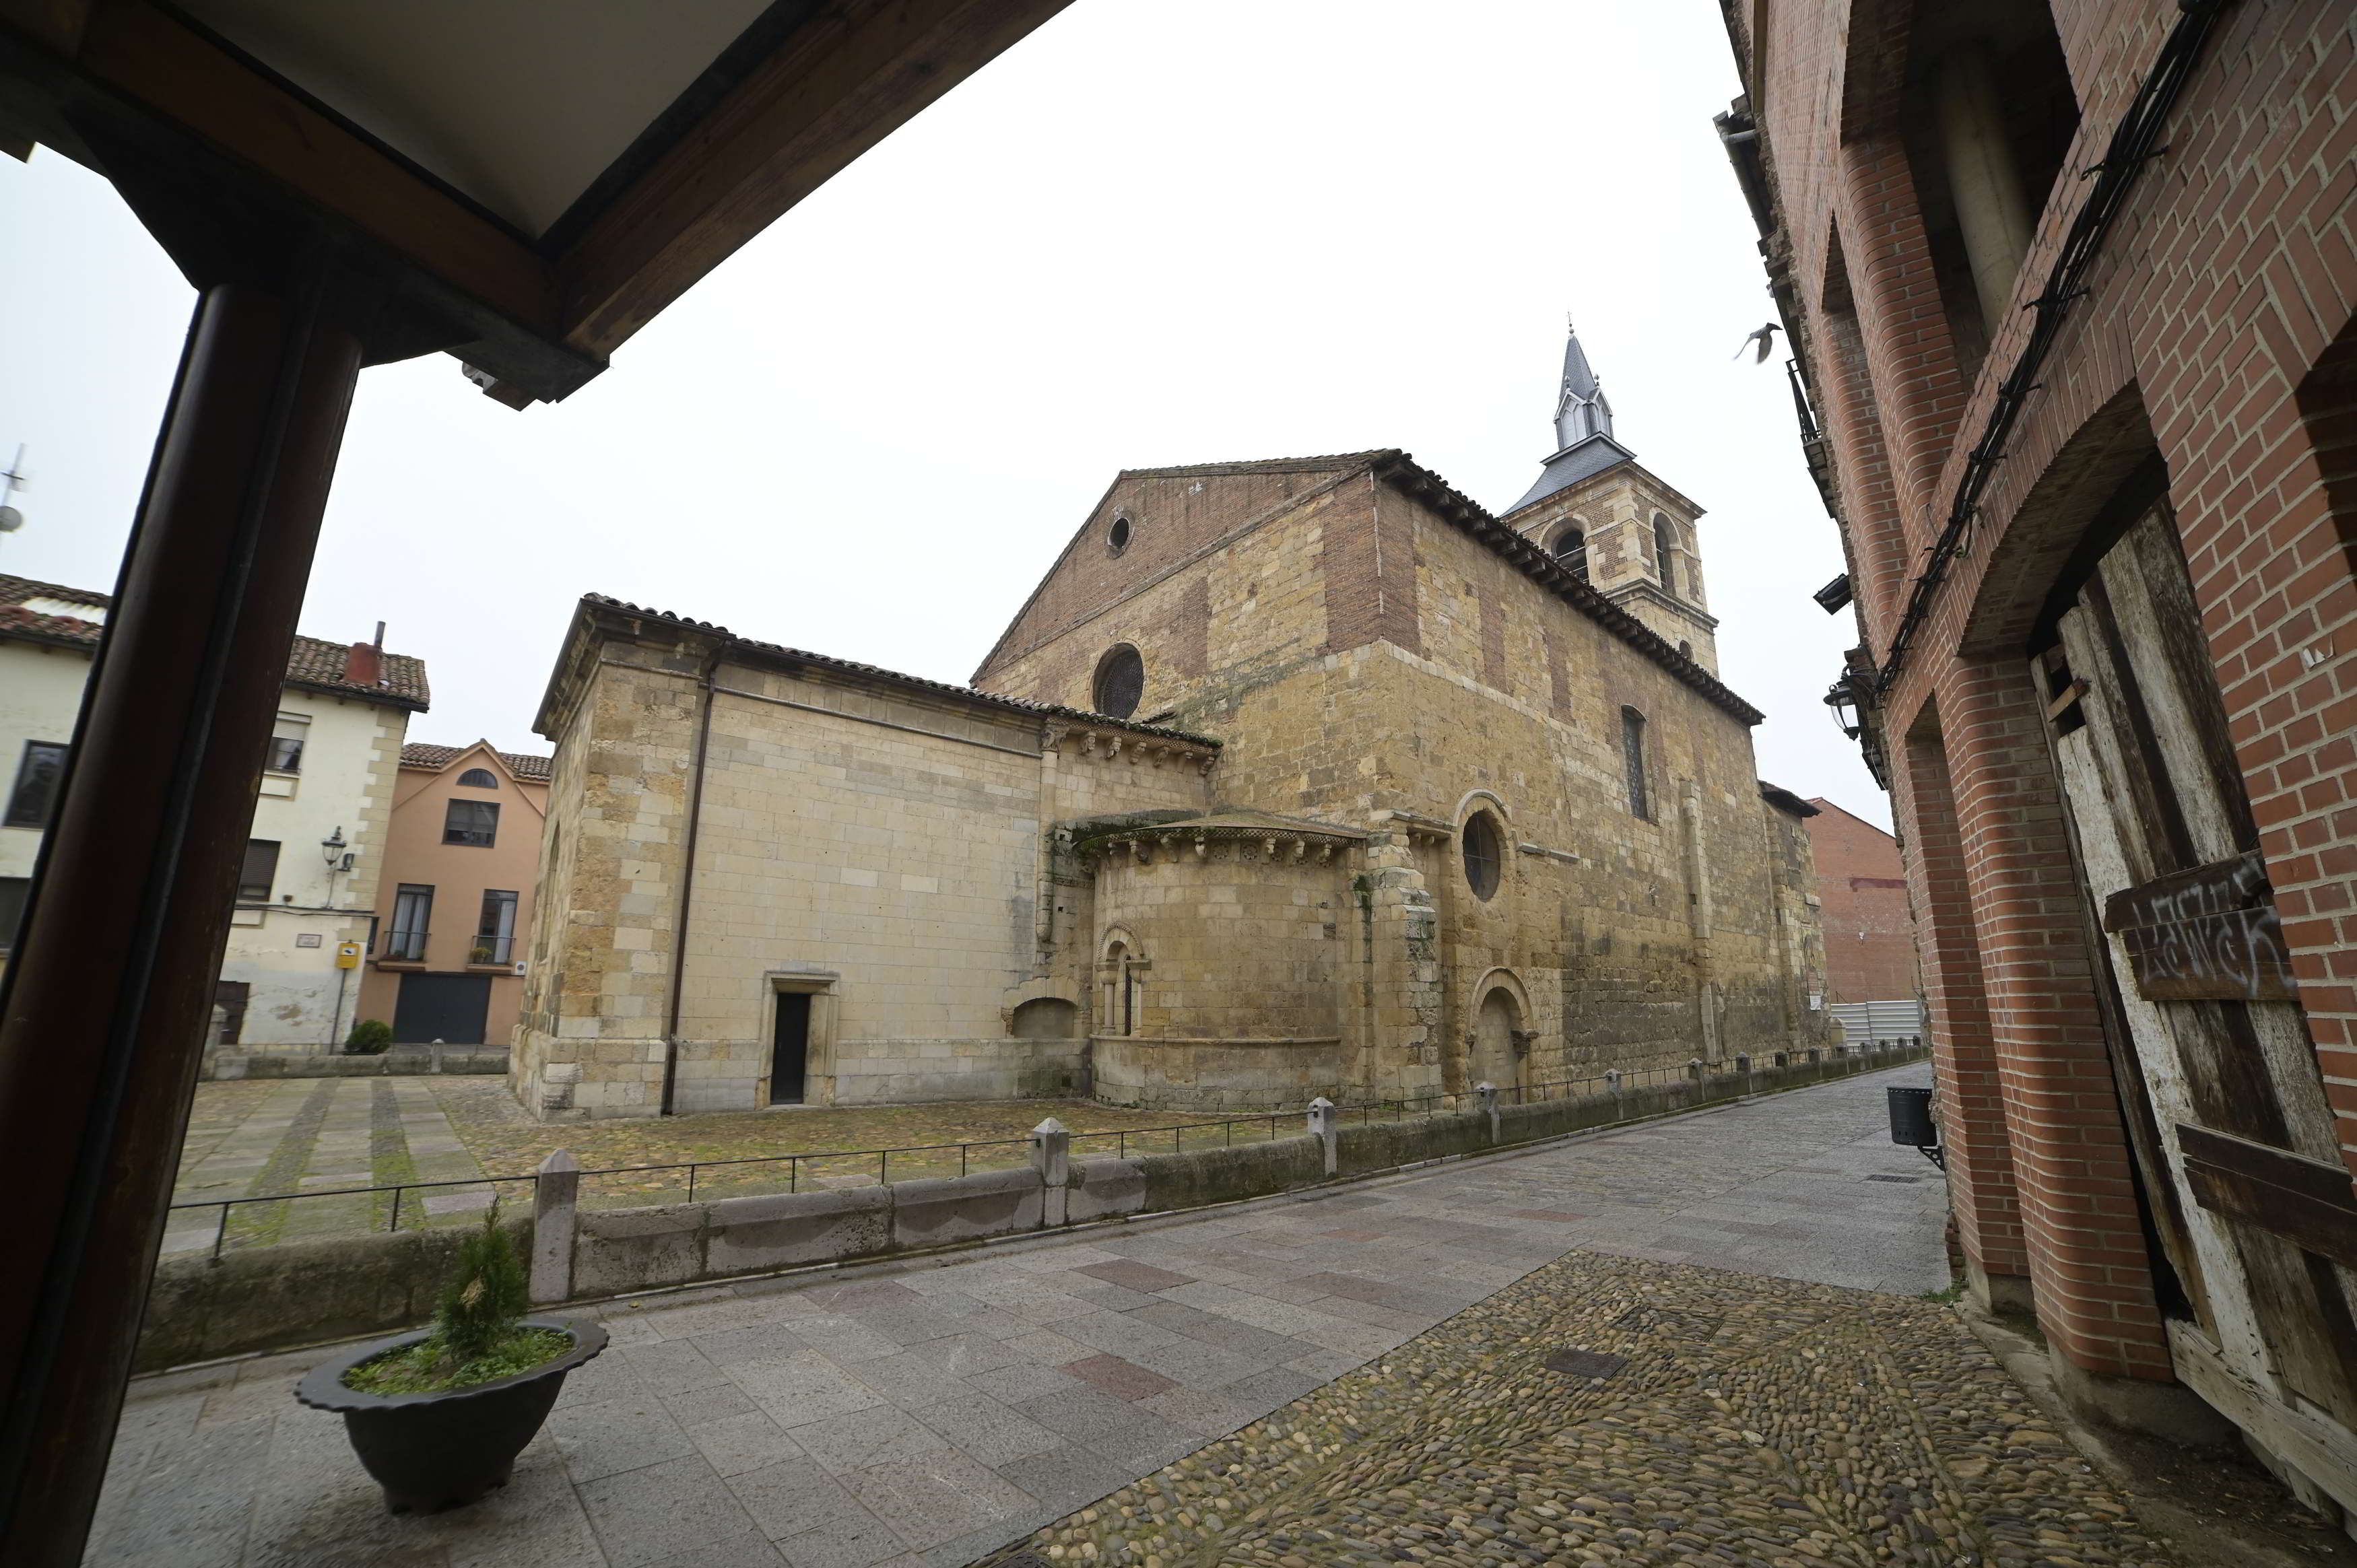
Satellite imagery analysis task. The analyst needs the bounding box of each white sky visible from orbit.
[0,1,1890,829]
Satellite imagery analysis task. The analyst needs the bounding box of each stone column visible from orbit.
[1031,1117,1070,1227]
[1935,43,2035,334]
[531,1150,580,1305]
[1306,1097,1338,1176]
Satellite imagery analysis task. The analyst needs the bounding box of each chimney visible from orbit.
[343,625,384,687]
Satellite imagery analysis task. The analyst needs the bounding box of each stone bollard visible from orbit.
[531,1149,580,1305]
[1475,1082,1500,1144]
[1735,1053,1752,1081]
[1307,1097,1338,1176]
[1687,1058,1704,1084]
[1031,1117,1071,1227]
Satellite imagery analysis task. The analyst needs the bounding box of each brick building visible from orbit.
[1718,0,2357,1512]
[516,330,1834,1120]
[1804,798,1918,1004]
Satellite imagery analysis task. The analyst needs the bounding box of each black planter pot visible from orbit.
[295,1317,608,1513]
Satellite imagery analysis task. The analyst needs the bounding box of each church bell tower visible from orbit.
[1500,321,1719,673]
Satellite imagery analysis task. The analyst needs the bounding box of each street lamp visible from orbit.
[321,826,347,866]
[1825,677,1863,741]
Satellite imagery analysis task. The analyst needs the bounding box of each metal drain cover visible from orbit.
[997,1555,1053,1568]
[1864,1174,1923,1184]
[1543,1348,1628,1379]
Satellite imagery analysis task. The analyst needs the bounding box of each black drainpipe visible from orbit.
[660,645,723,1116]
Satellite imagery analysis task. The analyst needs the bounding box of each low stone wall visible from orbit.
[201,1047,508,1081]
[138,1217,531,1371]
[829,1037,1091,1105]
[139,1042,1929,1369]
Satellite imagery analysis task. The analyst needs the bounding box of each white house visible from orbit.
[1,574,429,1049]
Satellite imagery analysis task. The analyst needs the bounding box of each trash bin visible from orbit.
[1886,1085,1937,1148]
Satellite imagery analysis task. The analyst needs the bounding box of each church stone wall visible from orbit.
[512,637,702,1120]
[514,623,1213,1120]
[979,474,1835,1096]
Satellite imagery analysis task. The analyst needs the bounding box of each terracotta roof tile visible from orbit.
[401,742,552,780]
[574,596,1223,747]
[0,573,428,710]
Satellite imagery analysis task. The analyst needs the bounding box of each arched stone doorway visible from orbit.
[1471,986,1524,1094]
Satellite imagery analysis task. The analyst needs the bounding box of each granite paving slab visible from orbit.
[91,1064,1947,1567]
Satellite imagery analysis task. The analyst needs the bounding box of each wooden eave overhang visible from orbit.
[0,0,1073,403]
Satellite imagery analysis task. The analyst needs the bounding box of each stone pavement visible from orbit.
[166,1079,496,1255]
[93,1064,1950,1568]
[166,1082,1249,1253]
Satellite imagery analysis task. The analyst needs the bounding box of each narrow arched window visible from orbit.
[1461,809,1503,900]
[1093,645,1144,719]
[1653,514,1678,598]
[457,768,498,788]
[1551,526,1589,584]
[1620,707,1650,821]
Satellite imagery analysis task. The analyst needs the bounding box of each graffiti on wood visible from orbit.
[2104,852,2296,1003]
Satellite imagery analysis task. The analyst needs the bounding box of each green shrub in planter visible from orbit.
[297,1205,605,1512]
[344,1209,558,1396]
[346,1018,393,1055]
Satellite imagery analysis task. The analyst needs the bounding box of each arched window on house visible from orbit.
[1653,513,1678,598]
[1551,525,1589,584]
[457,768,498,788]
[1620,707,1651,821]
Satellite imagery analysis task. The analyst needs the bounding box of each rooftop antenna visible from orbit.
[0,445,27,540]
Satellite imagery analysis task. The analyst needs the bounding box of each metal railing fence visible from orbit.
[166,1042,1915,1258]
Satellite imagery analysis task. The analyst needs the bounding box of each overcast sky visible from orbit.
[0,1,1890,829]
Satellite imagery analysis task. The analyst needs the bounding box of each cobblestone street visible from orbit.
[983,1251,2170,1567]
[90,1064,2161,1568]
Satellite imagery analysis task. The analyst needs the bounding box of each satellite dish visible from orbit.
[0,506,22,533]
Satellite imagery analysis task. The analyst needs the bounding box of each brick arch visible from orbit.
[1836,0,1914,145]
[1957,382,2157,658]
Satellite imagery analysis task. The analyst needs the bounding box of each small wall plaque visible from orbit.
[295,933,323,948]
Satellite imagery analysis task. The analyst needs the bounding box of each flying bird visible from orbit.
[1733,322,1781,363]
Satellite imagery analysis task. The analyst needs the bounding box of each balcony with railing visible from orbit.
[466,933,515,967]
[379,928,429,965]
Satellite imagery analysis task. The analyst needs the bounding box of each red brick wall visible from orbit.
[1803,798,1917,1002]
[1727,0,2357,1382]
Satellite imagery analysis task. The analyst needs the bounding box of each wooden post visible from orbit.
[0,279,364,1567]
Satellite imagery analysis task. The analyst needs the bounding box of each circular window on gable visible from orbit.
[1094,644,1145,719]
[1461,809,1503,900]
[1108,515,1132,555]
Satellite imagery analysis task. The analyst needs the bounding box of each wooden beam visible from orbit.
[2168,1321,2357,1517]
[0,0,94,55]
[558,0,1073,357]
[74,1,555,333]
[2177,1122,2357,1270]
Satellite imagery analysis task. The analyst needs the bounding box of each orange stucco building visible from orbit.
[356,741,550,1047]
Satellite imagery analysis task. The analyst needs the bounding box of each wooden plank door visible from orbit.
[2038,502,2357,1503]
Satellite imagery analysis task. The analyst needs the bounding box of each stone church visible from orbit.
[514,329,1833,1119]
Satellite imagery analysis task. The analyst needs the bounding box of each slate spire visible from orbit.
[1553,320,1614,452]
[1505,318,1637,515]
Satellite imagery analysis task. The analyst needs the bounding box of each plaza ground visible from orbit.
[104,1064,2344,1567]
[166,1080,1250,1254]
